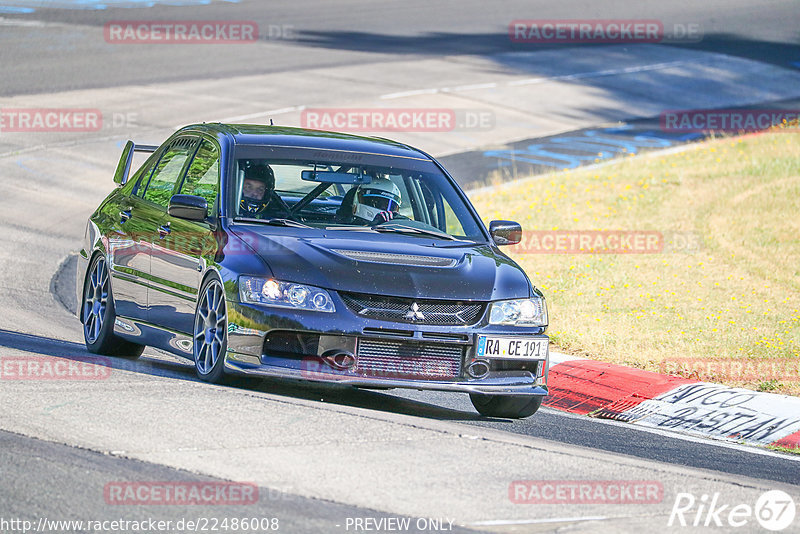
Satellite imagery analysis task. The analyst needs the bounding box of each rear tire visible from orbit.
[469,394,543,418]
[81,254,145,358]
[193,277,228,383]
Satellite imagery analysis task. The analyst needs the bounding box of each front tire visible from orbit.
[193,277,228,383]
[469,394,543,418]
[81,254,144,358]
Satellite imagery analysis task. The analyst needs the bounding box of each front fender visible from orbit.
[75,219,106,320]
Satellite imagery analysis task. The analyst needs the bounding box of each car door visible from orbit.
[149,137,221,334]
[106,151,160,320]
[134,136,199,322]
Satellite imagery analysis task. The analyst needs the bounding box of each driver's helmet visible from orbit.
[353,177,402,222]
[239,164,275,216]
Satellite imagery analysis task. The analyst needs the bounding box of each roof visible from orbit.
[180,123,429,160]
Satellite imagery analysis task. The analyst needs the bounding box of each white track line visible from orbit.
[508,60,690,86]
[381,60,692,99]
[216,105,306,123]
[549,351,583,365]
[450,82,499,91]
[0,17,60,27]
[379,88,441,100]
[470,516,609,526]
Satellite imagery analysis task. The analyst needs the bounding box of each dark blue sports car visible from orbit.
[77,124,549,417]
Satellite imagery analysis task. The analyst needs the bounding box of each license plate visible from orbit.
[476,336,548,359]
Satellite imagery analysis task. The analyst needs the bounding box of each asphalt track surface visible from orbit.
[2,0,800,531]
[1,0,799,96]
[2,428,475,534]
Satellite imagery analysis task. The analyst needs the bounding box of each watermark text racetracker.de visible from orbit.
[300,108,495,132]
[0,356,112,380]
[509,480,663,504]
[509,19,702,43]
[0,516,280,533]
[0,108,101,133]
[104,20,294,44]
[661,109,800,133]
[506,230,703,254]
[104,481,258,506]
[0,108,138,133]
[660,358,800,383]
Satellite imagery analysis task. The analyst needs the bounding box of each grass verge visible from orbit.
[469,131,800,395]
[767,444,800,455]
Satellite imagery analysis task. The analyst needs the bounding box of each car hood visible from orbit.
[229,226,532,301]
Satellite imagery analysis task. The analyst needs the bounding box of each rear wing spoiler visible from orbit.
[134,144,158,153]
[114,141,159,186]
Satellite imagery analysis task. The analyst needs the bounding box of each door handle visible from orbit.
[119,209,132,223]
[158,224,171,239]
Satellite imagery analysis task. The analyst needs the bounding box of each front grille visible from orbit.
[341,293,485,326]
[356,339,463,380]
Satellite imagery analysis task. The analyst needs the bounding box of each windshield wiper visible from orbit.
[373,223,458,241]
[233,217,311,228]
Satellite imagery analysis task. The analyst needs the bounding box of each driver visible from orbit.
[352,176,402,224]
[239,164,276,217]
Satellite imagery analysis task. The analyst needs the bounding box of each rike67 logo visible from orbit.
[669,490,796,531]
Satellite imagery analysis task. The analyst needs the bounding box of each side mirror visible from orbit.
[489,220,522,246]
[168,194,208,222]
[113,140,135,186]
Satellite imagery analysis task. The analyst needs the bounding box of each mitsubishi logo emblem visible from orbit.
[404,302,426,322]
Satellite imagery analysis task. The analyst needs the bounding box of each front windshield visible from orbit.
[229,147,485,240]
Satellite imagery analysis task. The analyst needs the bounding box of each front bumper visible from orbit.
[226,357,548,395]
[224,297,549,396]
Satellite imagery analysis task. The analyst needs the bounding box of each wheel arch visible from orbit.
[196,266,231,311]
[198,266,224,295]
[79,248,109,324]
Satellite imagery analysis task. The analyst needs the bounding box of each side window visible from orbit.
[130,153,159,198]
[142,139,195,207]
[180,139,220,216]
[417,179,466,236]
[442,202,466,236]
[388,175,413,218]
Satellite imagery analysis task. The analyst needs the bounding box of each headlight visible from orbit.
[488,297,547,327]
[239,277,335,312]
